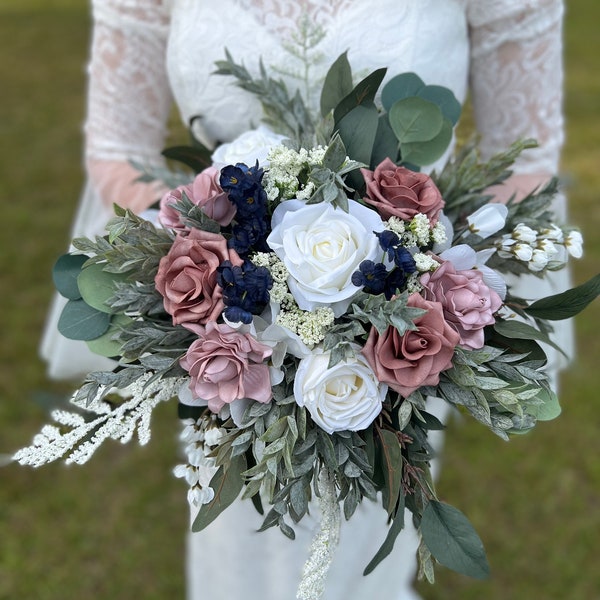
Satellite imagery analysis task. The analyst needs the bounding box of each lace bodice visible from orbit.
[85,0,565,210]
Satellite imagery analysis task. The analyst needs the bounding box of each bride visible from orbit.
[41,1,572,598]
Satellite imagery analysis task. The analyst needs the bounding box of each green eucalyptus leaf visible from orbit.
[52,253,89,300]
[526,388,561,421]
[336,103,380,166]
[85,314,133,357]
[389,97,443,144]
[78,263,130,314]
[380,72,425,111]
[400,117,453,166]
[57,299,111,341]
[524,273,600,320]
[421,501,490,580]
[320,51,353,117]
[417,85,462,125]
[333,68,387,124]
[192,454,246,532]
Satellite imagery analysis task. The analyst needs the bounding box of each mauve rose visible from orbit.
[159,185,192,231]
[155,229,242,325]
[361,293,459,398]
[361,158,445,224]
[158,167,236,231]
[420,260,502,350]
[180,321,273,413]
[189,166,236,226]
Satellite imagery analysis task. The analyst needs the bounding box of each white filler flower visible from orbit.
[267,199,384,316]
[294,350,387,434]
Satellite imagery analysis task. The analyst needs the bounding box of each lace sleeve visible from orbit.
[85,0,172,211]
[468,0,564,176]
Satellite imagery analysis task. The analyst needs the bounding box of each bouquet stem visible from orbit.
[296,467,341,600]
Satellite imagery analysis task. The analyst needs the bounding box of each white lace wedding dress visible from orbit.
[40,0,572,598]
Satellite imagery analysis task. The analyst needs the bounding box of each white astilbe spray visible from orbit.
[296,468,341,600]
[13,374,187,467]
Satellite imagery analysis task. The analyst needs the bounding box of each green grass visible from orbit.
[1,2,598,599]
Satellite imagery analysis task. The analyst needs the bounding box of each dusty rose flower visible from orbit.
[361,293,459,397]
[159,185,192,231]
[180,321,273,413]
[158,167,236,231]
[420,260,502,350]
[189,166,237,226]
[155,229,242,325]
[361,158,445,224]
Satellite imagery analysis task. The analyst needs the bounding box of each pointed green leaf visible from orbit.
[421,501,490,580]
[389,97,444,144]
[363,492,405,575]
[78,263,130,314]
[320,51,353,117]
[494,319,566,357]
[322,133,348,171]
[52,253,89,300]
[524,273,600,320]
[336,103,380,166]
[381,72,425,111]
[261,417,289,443]
[333,68,387,124]
[192,454,246,532]
[162,144,211,172]
[57,299,111,341]
[378,429,403,517]
[370,114,400,168]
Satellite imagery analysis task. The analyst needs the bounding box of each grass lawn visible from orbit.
[1,2,598,599]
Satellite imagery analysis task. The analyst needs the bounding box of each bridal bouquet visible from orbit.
[15,53,598,591]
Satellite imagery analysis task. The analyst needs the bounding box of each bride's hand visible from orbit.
[87,159,169,214]
[486,173,552,204]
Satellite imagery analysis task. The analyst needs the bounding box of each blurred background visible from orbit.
[1,1,598,598]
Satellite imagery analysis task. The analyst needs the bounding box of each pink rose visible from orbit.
[189,166,237,226]
[361,293,459,397]
[155,229,242,325]
[361,158,445,224]
[180,321,273,413]
[420,260,502,350]
[158,167,236,231]
[159,185,192,231]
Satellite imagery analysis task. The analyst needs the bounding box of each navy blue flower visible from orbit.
[217,259,273,323]
[383,268,410,300]
[391,246,417,273]
[228,216,270,256]
[352,260,389,295]
[375,230,400,253]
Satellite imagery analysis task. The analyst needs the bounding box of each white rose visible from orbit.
[267,199,384,316]
[211,125,286,168]
[294,350,386,434]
